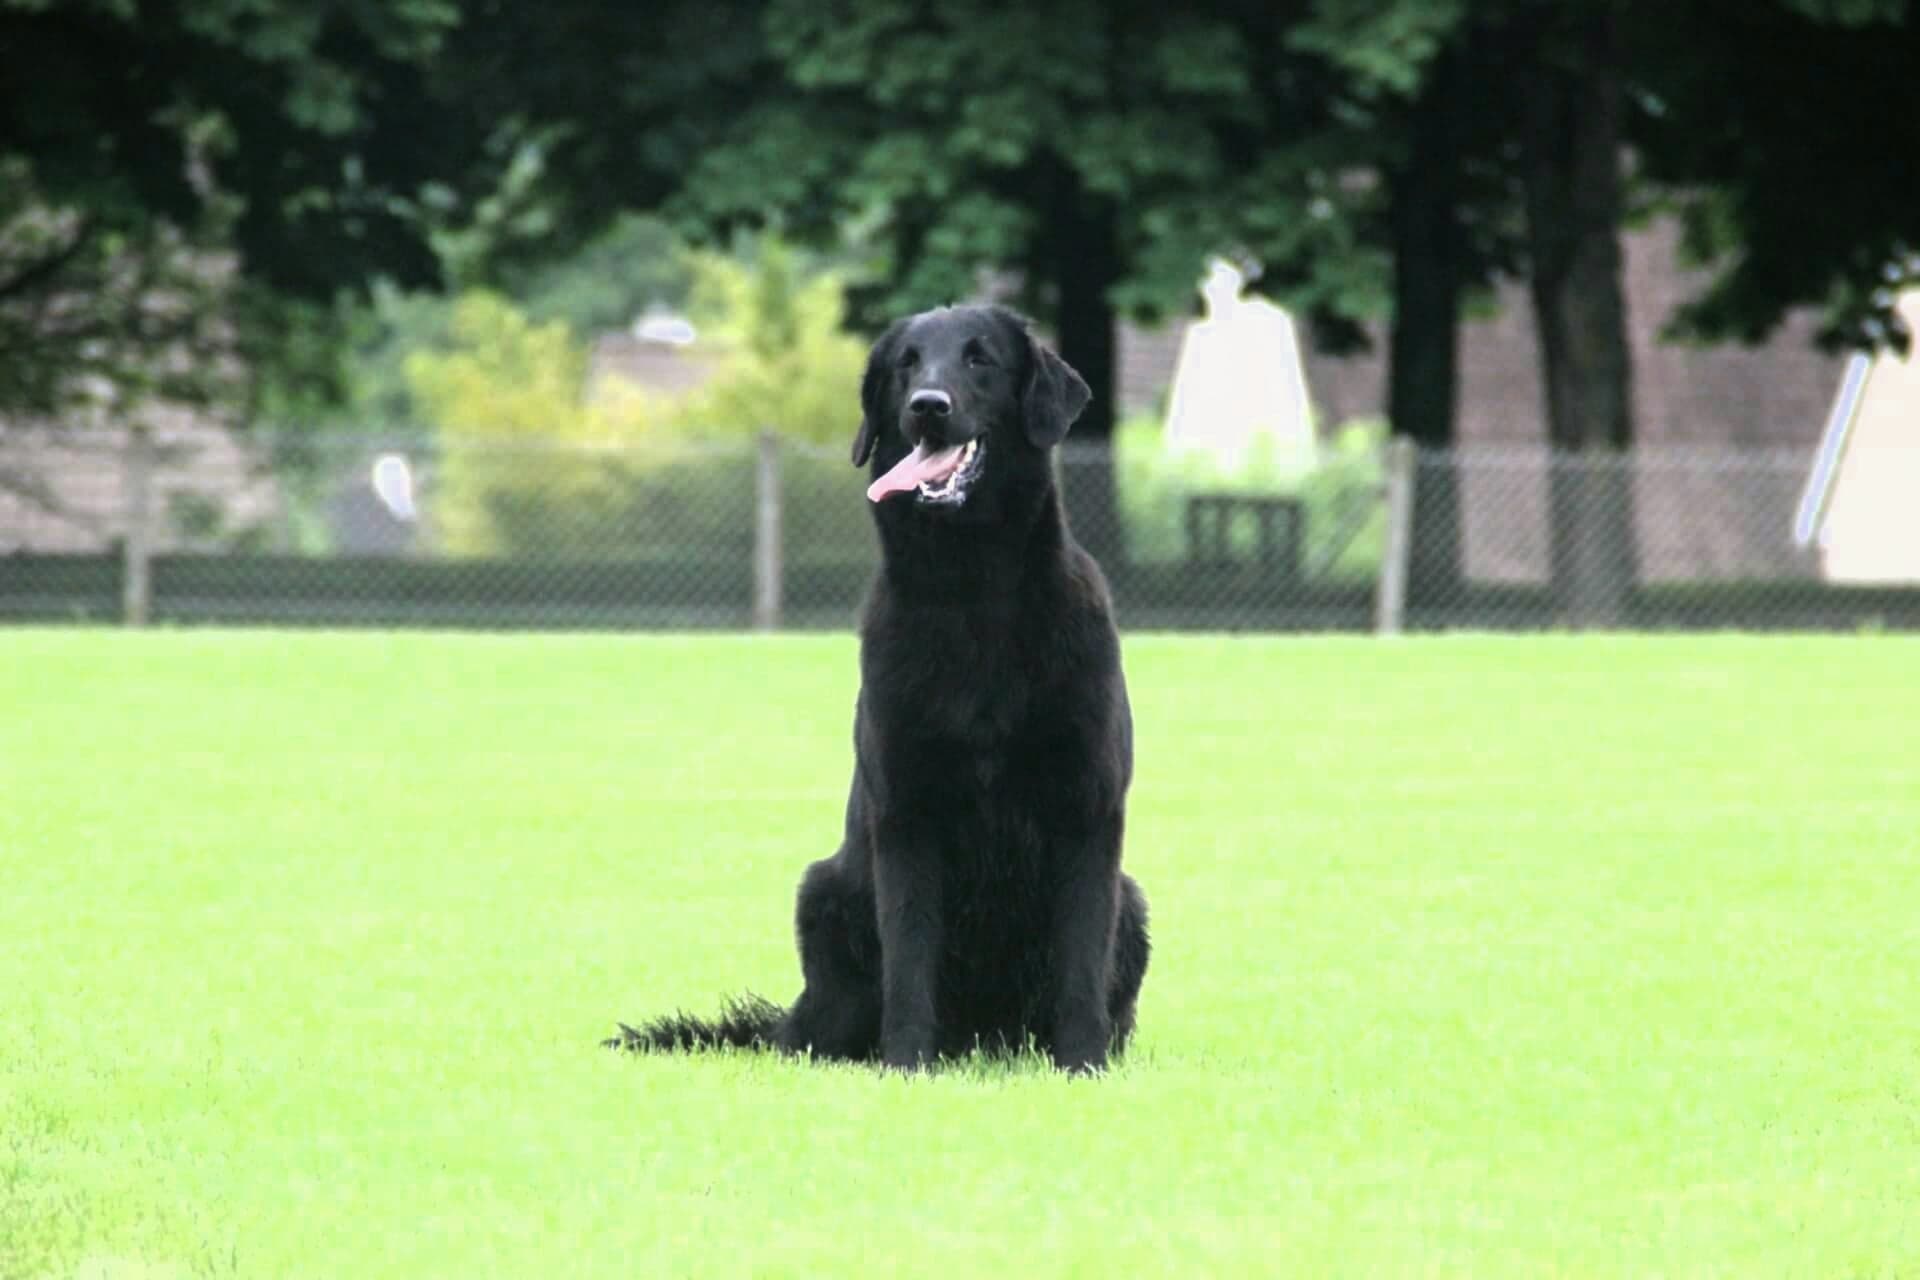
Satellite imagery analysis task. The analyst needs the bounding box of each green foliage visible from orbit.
[339,283,460,427]
[1630,1,1920,351]
[1288,0,1467,98]
[401,291,659,557]
[13,0,1919,439]
[3,0,465,296]
[657,2,1387,337]
[0,154,247,417]
[0,0,469,417]
[424,134,561,292]
[398,267,1386,573]
[289,213,696,431]
[1774,0,1907,23]
[672,239,867,445]
[403,293,594,438]
[515,214,693,336]
[400,241,866,559]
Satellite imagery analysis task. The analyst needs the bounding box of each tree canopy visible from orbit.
[1630,0,1920,351]
[0,0,476,415]
[1,0,467,294]
[6,0,1919,438]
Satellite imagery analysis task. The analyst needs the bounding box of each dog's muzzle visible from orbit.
[866,435,987,505]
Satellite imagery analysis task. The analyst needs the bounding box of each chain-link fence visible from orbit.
[2,425,1917,632]
[1400,445,1920,631]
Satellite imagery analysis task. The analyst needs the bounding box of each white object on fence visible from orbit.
[371,453,418,522]
[1806,288,1920,582]
[1162,256,1316,472]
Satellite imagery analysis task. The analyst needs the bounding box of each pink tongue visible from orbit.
[867,442,964,503]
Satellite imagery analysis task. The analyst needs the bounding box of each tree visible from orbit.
[1489,0,1919,622]
[673,237,870,447]
[514,214,694,337]
[297,211,696,431]
[758,1,1415,564]
[0,154,238,417]
[1286,1,1638,621]
[1283,1,1527,598]
[406,242,871,556]
[1513,2,1638,624]
[403,290,652,556]
[1629,0,1920,352]
[451,0,1377,567]
[0,0,477,416]
[1384,46,1473,597]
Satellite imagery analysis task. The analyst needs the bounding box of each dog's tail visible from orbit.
[602,993,785,1053]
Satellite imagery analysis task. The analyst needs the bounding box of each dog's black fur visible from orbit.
[610,304,1149,1072]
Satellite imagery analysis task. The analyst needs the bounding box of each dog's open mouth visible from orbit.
[867,437,986,506]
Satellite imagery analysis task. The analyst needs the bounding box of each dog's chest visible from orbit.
[866,610,1061,787]
[903,642,1030,760]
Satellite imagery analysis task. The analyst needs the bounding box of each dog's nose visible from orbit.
[907,389,953,418]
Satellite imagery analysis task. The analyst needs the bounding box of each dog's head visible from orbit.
[851,305,1090,519]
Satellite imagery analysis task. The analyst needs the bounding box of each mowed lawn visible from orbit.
[3,629,1918,1278]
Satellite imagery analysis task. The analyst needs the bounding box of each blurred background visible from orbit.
[3,0,1917,634]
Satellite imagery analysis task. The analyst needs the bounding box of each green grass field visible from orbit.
[4,630,1918,1278]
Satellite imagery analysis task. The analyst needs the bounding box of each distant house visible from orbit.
[0,412,436,558]
[1120,217,1848,584]
[586,332,722,403]
[0,410,283,555]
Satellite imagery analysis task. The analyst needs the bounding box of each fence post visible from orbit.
[122,422,154,628]
[752,429,783,631]
[1374,435,1417,636]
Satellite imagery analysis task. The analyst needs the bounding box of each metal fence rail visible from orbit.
[2,425,1916,633]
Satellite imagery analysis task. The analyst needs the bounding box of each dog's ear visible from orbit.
[852,319,909,467]
[1020,329,1092,449]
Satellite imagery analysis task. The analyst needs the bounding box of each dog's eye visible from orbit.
[965,348,993,369]
[897,348,919,370]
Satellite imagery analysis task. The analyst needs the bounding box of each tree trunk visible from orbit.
[1520,6,1636,627]
[1388,42,1465,606]
[1047,188,1124,571]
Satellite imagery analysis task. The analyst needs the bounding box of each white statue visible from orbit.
[1809,287,1920,582]
[1163,256,1315,471]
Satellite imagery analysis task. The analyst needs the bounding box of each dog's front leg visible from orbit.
[872,827,942,1071]
[1048,817,1124,1074]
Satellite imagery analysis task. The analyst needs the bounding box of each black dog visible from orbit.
[611,305,1149,1073]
